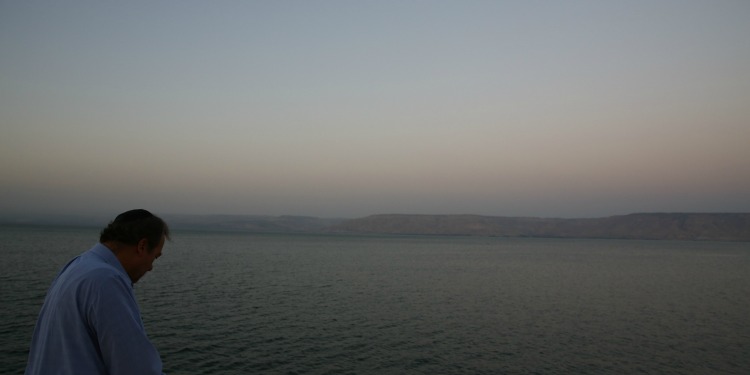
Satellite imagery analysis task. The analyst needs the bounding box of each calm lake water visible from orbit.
[2,225,749,374]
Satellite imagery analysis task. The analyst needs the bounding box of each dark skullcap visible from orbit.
[113,209,155,223]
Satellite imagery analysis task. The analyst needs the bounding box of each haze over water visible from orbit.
[2,1,749,218]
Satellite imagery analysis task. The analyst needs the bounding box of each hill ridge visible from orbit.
[3,212,748,241]
[331,213,750,241]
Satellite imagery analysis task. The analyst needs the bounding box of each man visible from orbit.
[25,209,171,375]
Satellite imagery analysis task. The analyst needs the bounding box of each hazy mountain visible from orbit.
[3,212,748,241]
[331,213,750,241]
[0,213,345,234]
[163,214,345,233]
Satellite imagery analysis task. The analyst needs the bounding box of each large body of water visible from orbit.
[2,225,749,374]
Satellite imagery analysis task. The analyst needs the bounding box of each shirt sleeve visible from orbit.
[85,272,165,375]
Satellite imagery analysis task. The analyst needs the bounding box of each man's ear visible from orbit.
[136,238,149,254]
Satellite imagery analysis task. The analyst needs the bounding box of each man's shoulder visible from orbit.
[79,263,124,281]
[76,245,121,272]
[61,250,129,288]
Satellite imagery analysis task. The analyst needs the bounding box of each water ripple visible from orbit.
[4,229,750,374]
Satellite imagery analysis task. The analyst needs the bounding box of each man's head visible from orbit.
[100,209,171,283]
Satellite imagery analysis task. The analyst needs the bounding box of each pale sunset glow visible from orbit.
[1,1,749,218]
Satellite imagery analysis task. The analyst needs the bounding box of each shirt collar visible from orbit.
[90,243,133,286]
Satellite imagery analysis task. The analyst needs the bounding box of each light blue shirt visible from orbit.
[25,243,165,375]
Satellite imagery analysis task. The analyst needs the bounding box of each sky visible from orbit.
[1,1,749,219]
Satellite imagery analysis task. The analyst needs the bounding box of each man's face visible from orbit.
[133,235,165,283]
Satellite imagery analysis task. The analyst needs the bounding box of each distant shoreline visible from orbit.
[332,213,750,242]
[3,212,749,242]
